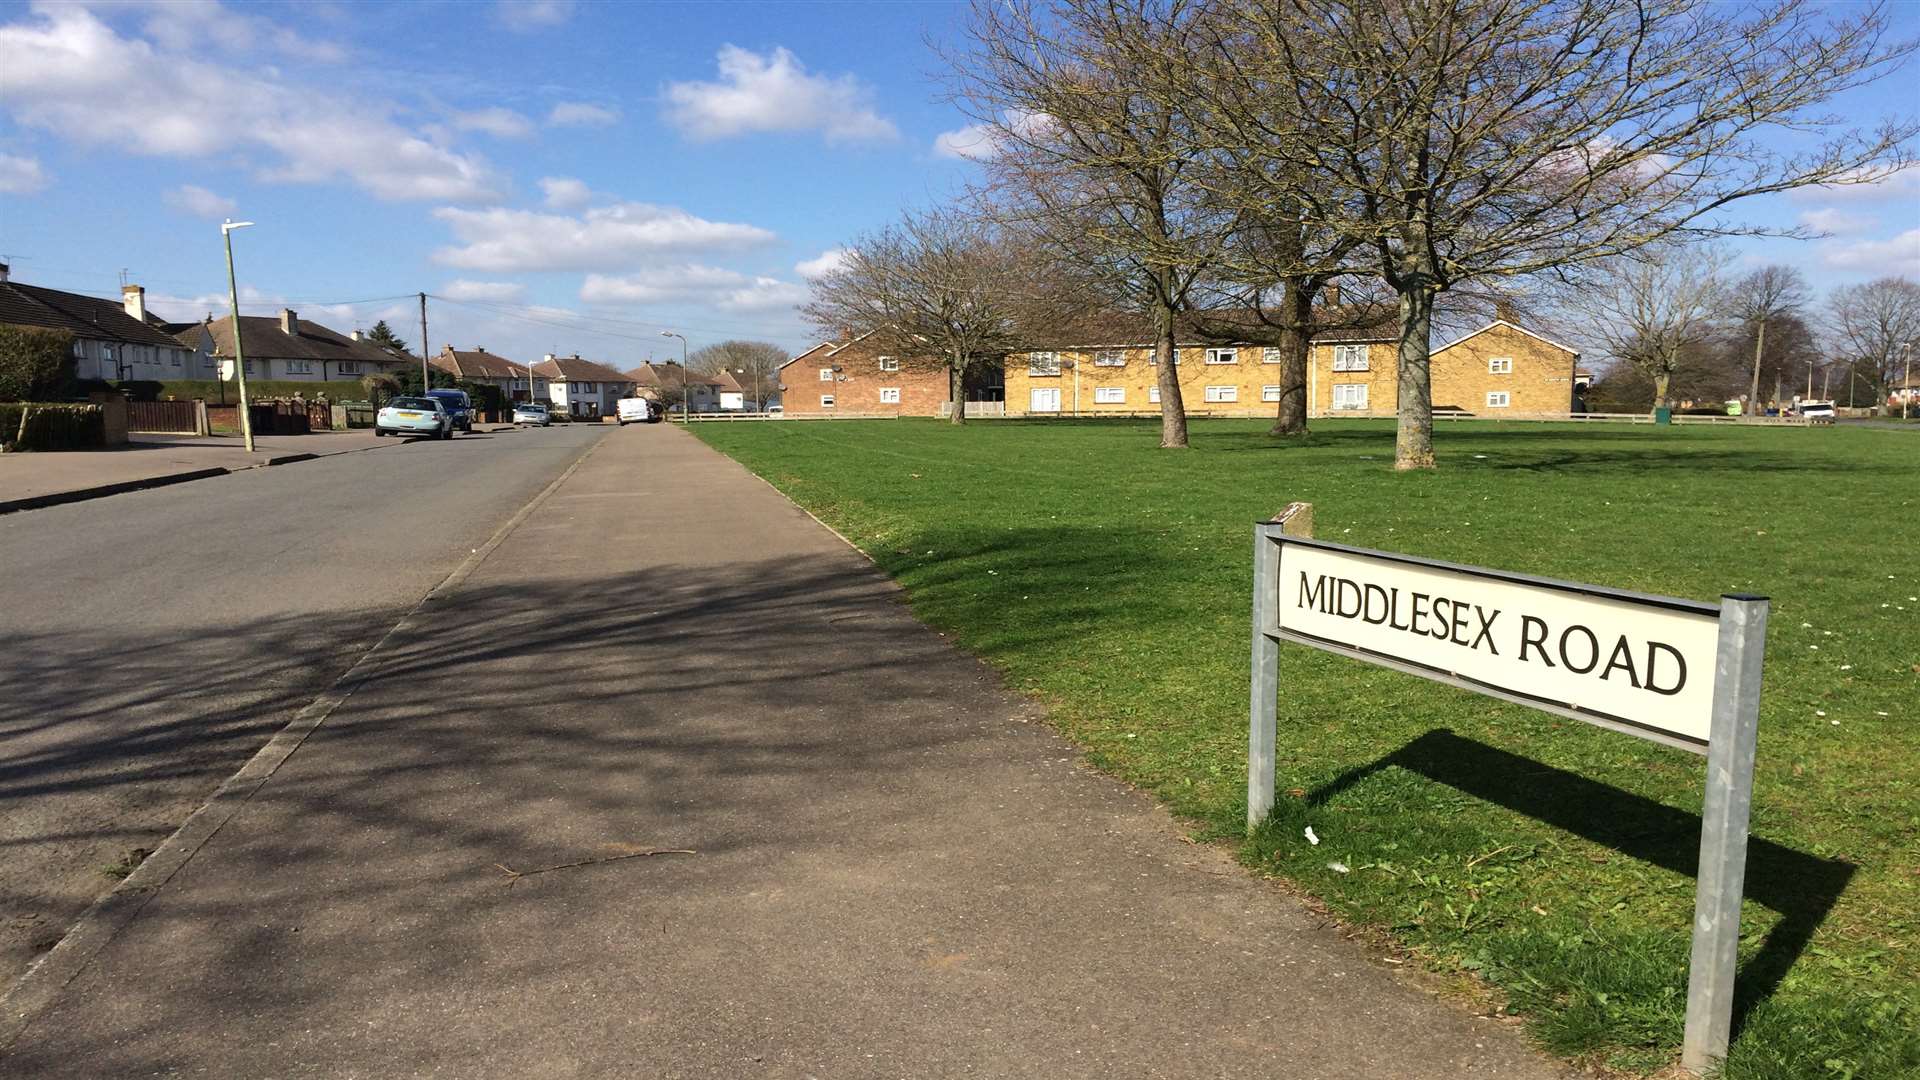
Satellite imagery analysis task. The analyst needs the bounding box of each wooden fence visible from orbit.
[128,400,201,434]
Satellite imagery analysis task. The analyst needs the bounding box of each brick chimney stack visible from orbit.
[0,262,10,282]
[280,309,299,336]
[122,284,147,323]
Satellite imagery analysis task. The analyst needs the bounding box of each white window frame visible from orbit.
[1205,347,1238,365]
[1027,351,1062,376]
[1488,356,1514,374]
[1486,391,1511,408]
[1093,350,1126,367]
[1262,347,1283,364]
[1262,384,1282,402]
[170,351,182,367]
[1093,386,1125,404]
[820,367,834,382]
[338,361,359,374]
[288,359,312,374]
[820,394,836,408]
[1332,383,1369,410]
[1148,386,1160,403]
[1332,344,1369,372]
[1204,385,1238,403]
[878,387,901,404]
[878,356,899,372]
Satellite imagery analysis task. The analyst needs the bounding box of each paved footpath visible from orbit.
[0,425,1573,1078]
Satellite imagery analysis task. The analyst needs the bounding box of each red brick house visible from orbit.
[776,333,997,417]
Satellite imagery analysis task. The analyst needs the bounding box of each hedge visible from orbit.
[0,326,78,401]
[127,379,369,402]
[0,403,105,451]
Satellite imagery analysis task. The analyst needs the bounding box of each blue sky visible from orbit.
[0,0,1915,365]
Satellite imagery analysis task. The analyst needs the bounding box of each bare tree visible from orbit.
[802,207,1052,425]
[1826,277,1920,407]
[1568,246,1729,410]
[1725,266,1812,413]
[954,0,1231,448]
[1203,0,1915,468]
[690,340,787,410]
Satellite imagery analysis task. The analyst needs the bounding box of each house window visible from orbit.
[1262,384,1282,402]
[879,388,901,404]
[1028,351,1061,376]
[1094,387,1125,404]
[288,360,312,374]
[1332,345,1369,371]
[1332,383,1369,410]
[820,368,834,382]
[170,351,182,367]
[1488,357,1513,374]
[584,382,598,393]
[1148,386,1160,403]
[1204,385,1237,403]
[1486,391,1511,408]
[1205,347,1238,365]
[821,394,835,408]
[878,356,899,371]
[242,359,254,375]
[72,341,84,358]
[1094,350,1125,366]
[338,362,359,374]
[1262,347,1283,364]
[1148,350,1179,365]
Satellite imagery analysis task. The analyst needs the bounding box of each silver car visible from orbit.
[374,396,452,439]
[512,401,551,426]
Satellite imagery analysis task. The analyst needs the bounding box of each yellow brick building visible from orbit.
[1003,320,1577,418]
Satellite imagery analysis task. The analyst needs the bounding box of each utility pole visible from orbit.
[221,219,257,453]
[661,330,688,422]
[418,292,431,393]
[1747,317,1767,419]
[1903,342,1913,421]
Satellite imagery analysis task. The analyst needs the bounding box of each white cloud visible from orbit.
[432,203,777,272]
[134,0,348,64]
[581,266,808,312]
[665,45,897,144]
[0,152,48,194]
[1790,164,1920,204]
[1821,227,1920,275]
[1798,207,1878,235]
[164,184,237,219]
[451,107,534,139]
[496,0,575,30]
[547,102,618,127]
[539,176,593,210]
[440,279,528,302]
[933,110,1052,161]
[794,248,848,278]
[0,6,499,202]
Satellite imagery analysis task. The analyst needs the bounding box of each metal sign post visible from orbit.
[1247,512,1766,1077]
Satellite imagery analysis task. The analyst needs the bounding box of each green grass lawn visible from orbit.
[694,417,1918,1079]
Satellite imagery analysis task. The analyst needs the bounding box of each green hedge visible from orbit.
[0,326,78,401]
[132,379,368,402]
[0,403,105,451]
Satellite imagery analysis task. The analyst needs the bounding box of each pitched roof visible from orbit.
[1435,319,1580,358]
[174,314,411,367]
[624,361,725,388]
[776,341,839,371]
[1024,307,1398,349]
[433,347,533,380]
[533,355,632,383]
[0,281,190,350]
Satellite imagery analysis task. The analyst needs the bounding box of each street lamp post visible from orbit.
[221,219,257,453]
[660,330,688,422]
[1903,342,1913,421]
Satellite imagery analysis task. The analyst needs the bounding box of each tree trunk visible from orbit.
[1652,370,1672,411]
[1747,318,1766,418]
[1393,285,1436,470]
[1153,294,1188,449]
[1269,278,1311,437]
[948,361,966,425]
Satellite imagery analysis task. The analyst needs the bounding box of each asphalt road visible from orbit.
[0,422,609,988]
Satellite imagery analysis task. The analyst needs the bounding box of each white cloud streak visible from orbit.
[581,266,808,312]
[164,184,237,219]
[547,102,618,127]
[452,107,535,139]
[538,176,593,210]
[0,151,48,194]
[432,203,778,272]
[0,5,499,202]
[496,0,575,31]
[440,279,528,302]
[932,110,1052,160]
[665,45,897,144]
[1821,227,1920,275]
[794,248,847,278]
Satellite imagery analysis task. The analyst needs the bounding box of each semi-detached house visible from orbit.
[431,346,548,403]
[173,309,416,384]
[0,267,197,381]
[534,354,635,418]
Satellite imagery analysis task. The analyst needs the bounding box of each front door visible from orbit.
[1030,387,1061,414]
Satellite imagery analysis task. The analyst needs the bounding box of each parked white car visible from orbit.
[374,396,452,439]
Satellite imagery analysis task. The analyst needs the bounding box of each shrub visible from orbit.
[0,402,105,451]
[0,326,78,401]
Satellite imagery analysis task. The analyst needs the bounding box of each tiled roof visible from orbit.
[624,361,725,388]
[1022,307,1398,349]
[0,281,190,350]
[174,315,412,367]
[433,347,532,380]
[533,355,633,383]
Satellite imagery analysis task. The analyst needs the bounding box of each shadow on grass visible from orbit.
[1311,728,1854,1037]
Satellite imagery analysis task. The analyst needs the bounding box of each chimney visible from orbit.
[351,329,363,341]
[543,353,555,364]
[1320,285,1342,308]
[280,309,299,336]
[0,262,9,282]
[122,284,147,322]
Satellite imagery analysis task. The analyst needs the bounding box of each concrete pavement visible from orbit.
[1,424,1573,1078]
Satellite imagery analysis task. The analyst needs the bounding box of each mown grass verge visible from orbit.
[693,417,1918,1079]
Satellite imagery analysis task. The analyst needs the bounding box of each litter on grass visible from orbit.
[1305,826,1321,846]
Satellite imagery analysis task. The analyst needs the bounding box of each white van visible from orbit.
[617,397,652,425]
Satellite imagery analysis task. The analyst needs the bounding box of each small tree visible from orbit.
[1725,266,1812,412]
[1567,246,1729,410]
[359,372,401,404]
[0,326,77,401]
[689,340,787,409]
[804,206,1053,425]
[366,321,410,356]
